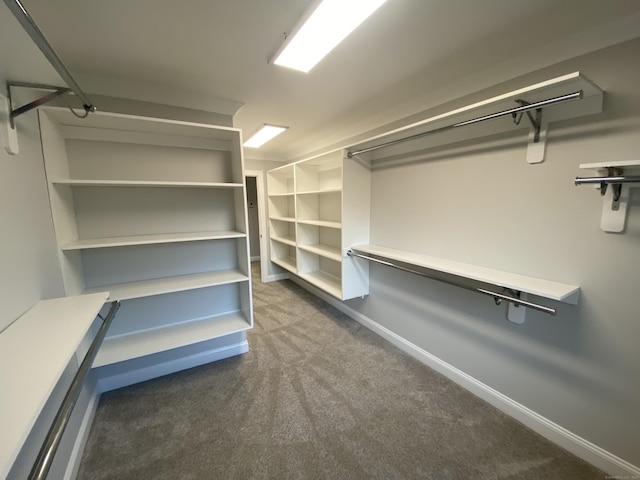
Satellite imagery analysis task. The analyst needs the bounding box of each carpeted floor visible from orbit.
[77,264,605,479]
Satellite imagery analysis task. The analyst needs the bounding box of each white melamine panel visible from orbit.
[269,195,296,220]
[94,310,251,368]
[81,239,243,288]
[0,293,107,479]
[297,224,341,261]
[296,159,342,192]
[53,179,243,188]
[267,165,295,195]
[270,241,297,273]
[297,191,341,223]
[66,140,234,183]
[61,231,245,250]
[105,283,242,337]
[71,186,236,238]
[352,244,580,304]
[270,219,296,244]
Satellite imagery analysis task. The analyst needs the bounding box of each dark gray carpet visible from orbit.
[77,264,604,479]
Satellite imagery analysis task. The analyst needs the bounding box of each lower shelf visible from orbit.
[272,256,297,274]
[93,310,252,367]
[299,271,342,299]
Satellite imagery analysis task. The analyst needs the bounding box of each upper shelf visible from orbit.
[351,244,580,305]
[52,179,243,189]
[346,72,603,164]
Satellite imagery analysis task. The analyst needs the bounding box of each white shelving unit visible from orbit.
[0,293,108,479]
[38,107,253,371]
[267,150,370,300]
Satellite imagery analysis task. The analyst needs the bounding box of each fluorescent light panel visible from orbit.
[273,0,387,73]
[243,124,288,148]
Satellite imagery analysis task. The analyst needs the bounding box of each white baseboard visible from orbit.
[97,341,249,393]
[251,256,260,262]
[263,273,289,283]
[289,276,640,477]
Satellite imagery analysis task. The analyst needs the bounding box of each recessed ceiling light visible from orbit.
[272,0,387,73]
[243,124,289,148]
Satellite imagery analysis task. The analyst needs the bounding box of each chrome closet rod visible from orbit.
[4,0,96,112]
[575,175,640,186]
[347,250,556,315]
[29,301,120,480]
[346,90,583,158]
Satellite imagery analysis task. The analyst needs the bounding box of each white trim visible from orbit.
[289,276,640,478]
[251,256,261,262]
[263,272,290,283]
[97,341,248,393]
[245,170,269,283]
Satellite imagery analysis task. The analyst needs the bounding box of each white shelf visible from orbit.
[352,244,580,304]
[61,230,246,250]
[272,257,297,273]
[579,160,640,170]
[348,71,603,164]
[271,236,297,247]
[297,188,342,195]
[93,310,251,367]
[52,179,243,189]
[297,219,342,229]
[300,271,342,298]
[268,192,295,197]
[83,270,248,301]
[0,293,108,479]
[269,216,296,223]
[298,244,342,262]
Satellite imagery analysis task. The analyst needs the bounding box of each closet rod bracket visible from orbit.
[7,81,71,127]
[514,99,543,143]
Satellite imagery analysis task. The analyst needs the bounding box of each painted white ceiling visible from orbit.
[9,0,640,160]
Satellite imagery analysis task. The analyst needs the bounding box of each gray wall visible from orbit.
[345,38,640,466]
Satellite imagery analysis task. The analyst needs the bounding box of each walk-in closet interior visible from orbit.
[1,1,640,478]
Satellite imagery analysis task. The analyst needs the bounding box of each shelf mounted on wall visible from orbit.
[575,160,640,232]
[346,72,604,165]
[2,0,96,155]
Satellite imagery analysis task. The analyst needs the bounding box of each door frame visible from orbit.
[245,170,269,283]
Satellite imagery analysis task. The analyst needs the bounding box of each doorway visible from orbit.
[244,170,268,283]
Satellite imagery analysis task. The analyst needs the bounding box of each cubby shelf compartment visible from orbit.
[298,244,342,262]
[346,72,603,165]
[576,160,640,233]
[61,231,246,250]
[297,219,342,229]
[39,106,253,383]
[94,310,251,368]
[271,236,297,247]
[350,244,580,323]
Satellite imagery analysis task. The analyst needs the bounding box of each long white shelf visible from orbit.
[297,219,342,229]
[299,271,342,299]
[0,292,108,479]
[296,188,342,195]
[83,270,249,301]
[269,216,296,223]
[52,179,243,189]
[61,230,246,250]
[272,257,297,273]
[271,235,297,247]
[299,243,342,262]
[347,71,603,164]
[93,310,251,367]
[351,244,580,304]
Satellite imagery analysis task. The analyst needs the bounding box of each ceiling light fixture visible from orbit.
[272,0,387,73]
[243,124,289,148]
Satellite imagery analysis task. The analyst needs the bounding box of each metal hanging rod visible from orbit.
[4,0,96,114]
[347,250,556,316]
[574,175,640,186]
[29,301,120,480]
[346,90,583,159]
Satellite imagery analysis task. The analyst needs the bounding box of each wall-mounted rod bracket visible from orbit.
[575,163,640,232]
[513,99,543,143]
[6,82,71,128]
